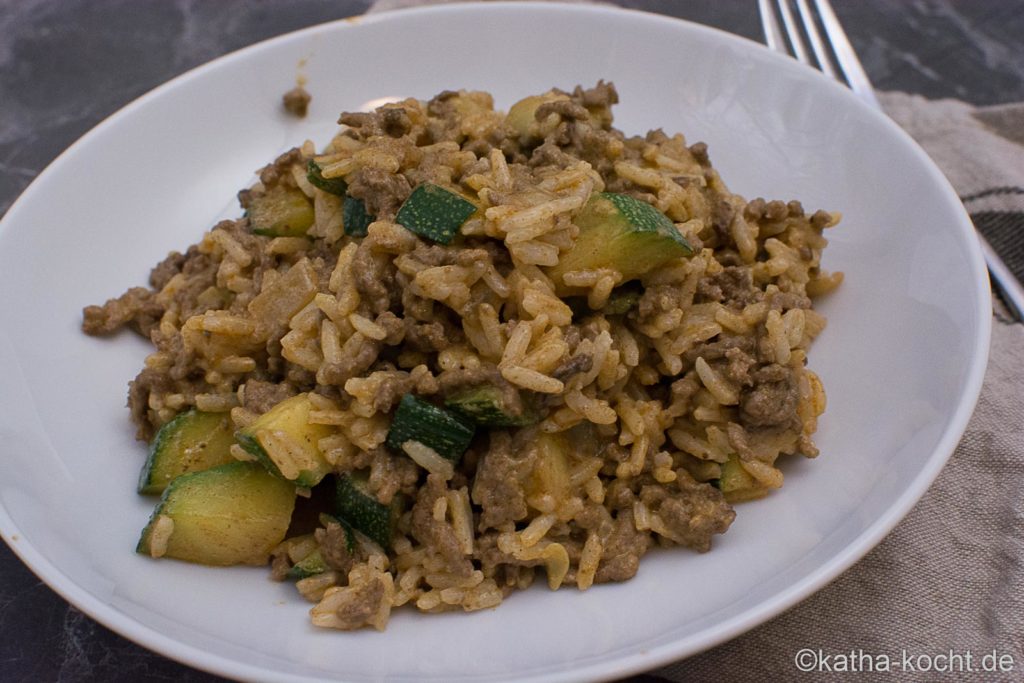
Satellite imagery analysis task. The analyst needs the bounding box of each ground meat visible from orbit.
[668,375,700,415]
[712,197,735,233]
[535,98,590,122]
[767,289,811,312]
[338,105,414,140]
[242,379,296,414]
[285,363,316,388]
[269,550,291,581]
[282,86,311,118]
[575,79,619,112]
[346,447,378,472]
[315,520,364,573]
[738,364,800,430]
[345,166,412,220]
[411,474,474,577]
[376,311,405,345]
[551,353,593,382]
[318,340,382,386]
[369,373,420,414]
[338,111,378,132]
[380,107,412,137]
[810,209,833,229]
[81,287,163,337]
[403,319,450,352]
[574,502,614,536]
[594,509,650,583]
[408,243,494,270]
[148,251,186,290]
[603,479,636,510]
[471,431,534,530]
[688,141,710,167]
[127,368,174,440]
[258,147,303,189]
[637,283,679,319]
[528,141,576,169]
[641,476,735,552]
[435,363,496,392]
[159,330,193,381]
[352,243,395,315]
[698,266,759,307]
[474,531,543,573]
[368,450,420,504]
[684,335,756,365]
[153,221,261,323]
[724,346,756,386]
[320,571,388,631]
[743,197,766,221]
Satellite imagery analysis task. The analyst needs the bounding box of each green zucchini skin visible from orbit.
[547,192,693,294]
[343,196,374,237]
[385,394,475,463]
[286,548,329,579]
[138,410,236,495]
[248,185,315,237]
[306,160,348,196]
[334,473,398,550]
[718,454,755,494]
[444,386,538,427]
[136,461,296,566]
[235,394,334,487]
[395,183,477,245]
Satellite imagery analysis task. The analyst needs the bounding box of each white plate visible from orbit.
[0,3,990,682]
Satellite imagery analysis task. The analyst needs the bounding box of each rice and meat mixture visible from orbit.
[82,82,841,630]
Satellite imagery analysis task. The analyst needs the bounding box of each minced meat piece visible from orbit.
[282,86,311,118]
[82,287,163,337]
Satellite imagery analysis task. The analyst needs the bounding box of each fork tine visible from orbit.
[795,0,839,80]
[775,0,812,65]
[758,0,788,54]
[812,0,880,108]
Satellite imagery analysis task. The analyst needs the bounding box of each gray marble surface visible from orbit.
[1,1,1022,681]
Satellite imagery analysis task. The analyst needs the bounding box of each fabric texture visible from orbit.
[367,4,1024,679]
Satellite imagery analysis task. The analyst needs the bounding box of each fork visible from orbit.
[759,0,1024,321]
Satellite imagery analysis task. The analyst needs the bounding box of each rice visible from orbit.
[82,81,842,632]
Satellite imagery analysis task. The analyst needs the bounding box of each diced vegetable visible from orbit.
[546,192,693,295]
[601,285,643,315]
[444,385,538,427]
[505,92,570,140]
[138,410,236,495]
[395,183,476,245]
[565,283,643,318]
[236,394,334,487]
[246,257,318,340]
[715,454,768,503]
[335,473,401,550]
[343,196,374,237]
[136,461,295,566]
[287,548,329,580]
[526,433,571,503]
[248,185,315,237]
[306,160,348,196]
[386,394,475,464]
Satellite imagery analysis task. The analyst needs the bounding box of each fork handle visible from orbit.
[979,234,1024,320]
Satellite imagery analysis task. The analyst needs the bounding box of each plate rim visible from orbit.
[0,3,992,682]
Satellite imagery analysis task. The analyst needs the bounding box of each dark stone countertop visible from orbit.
[1,1,1022,681]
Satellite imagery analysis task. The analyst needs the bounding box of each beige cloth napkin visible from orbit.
[655,95,1024,682]
[370,3,1024,678]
